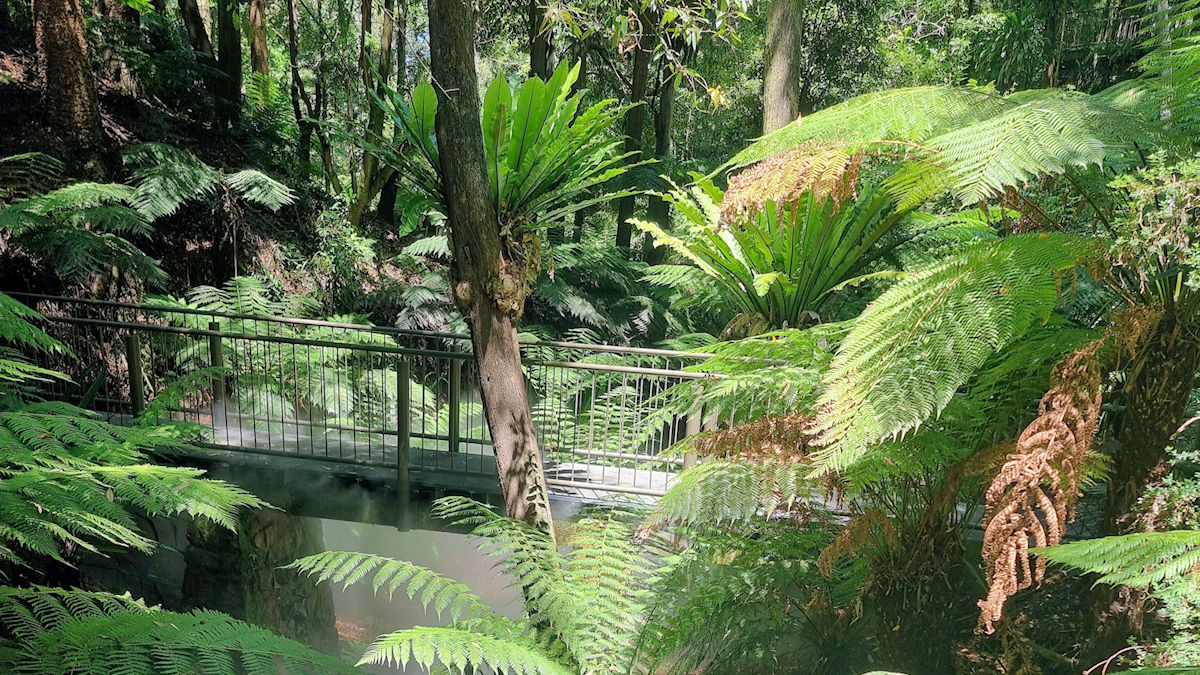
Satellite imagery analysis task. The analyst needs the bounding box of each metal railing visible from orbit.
[14,293,726,498]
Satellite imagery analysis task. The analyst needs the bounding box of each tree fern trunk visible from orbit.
[642,69,676,267]
[428,0,552,530]
[1104,312,1200,531]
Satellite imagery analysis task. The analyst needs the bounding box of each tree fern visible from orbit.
[287,551,496,622]
[725,86,1165,209]
[810,233,1097,471]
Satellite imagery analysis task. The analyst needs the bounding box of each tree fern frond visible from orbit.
[0,153,63,200]
[223,170,296,211]
[811,233,1098,472]
[1038,531,1200,599]
[359,626,570,674]
[286,551,497,622]
[652,460,814,527]
[124,143,221,219]
[3,606,356,674]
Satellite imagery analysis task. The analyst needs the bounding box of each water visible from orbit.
[80,459,553,672]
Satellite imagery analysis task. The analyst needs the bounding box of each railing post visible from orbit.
[396,360,412,530]
[683,411,701,470]
[207,322,226,414]
[448,358,461,453]
[124,334,144,418]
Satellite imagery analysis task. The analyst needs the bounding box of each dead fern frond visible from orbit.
[977,339,1104,633]
[720,147,862,224]
[690,412,814,462]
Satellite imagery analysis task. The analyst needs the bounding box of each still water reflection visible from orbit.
[82,461,537,673]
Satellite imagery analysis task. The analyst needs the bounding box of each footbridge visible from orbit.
[15,293,728,502]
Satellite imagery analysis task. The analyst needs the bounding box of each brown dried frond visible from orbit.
[720,146,863,225]
[690,411,813,462]
[817,508,897,578]
[977,340,1105,633]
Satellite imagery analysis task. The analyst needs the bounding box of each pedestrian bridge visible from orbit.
[15,293,728,502]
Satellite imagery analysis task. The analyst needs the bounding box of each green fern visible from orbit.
[1038,531,1200,600]
[810,233,1097,471]
[291,496,658,674]
[2,604,356,674]
[0,182,164,284]
[124,143,295,220]
[726,86,1165,208]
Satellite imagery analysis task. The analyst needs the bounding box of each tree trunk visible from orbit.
[97,0,139,93]
[762,0,801,134]
[32,0,104,150]
[286,0,312,171]
[642,70,676,267]
[215,0,243,128]
[527,0,552,79]
[614,30,651,250]
[377,0,407,227]
[249,0,268,74]
[178,0,215,58]
[349,0,395,227]
[427,0,552,530]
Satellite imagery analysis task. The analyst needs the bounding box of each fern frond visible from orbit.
[652,460,814,527]
[286,551,497,622]
[811,233,1097,471]
[223,170,296,211]
[359,625,570,674]
[124,142,220,219]
[3,606,356,674]
[1038,531,1200,599]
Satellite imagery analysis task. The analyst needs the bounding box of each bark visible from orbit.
[762,0,801,134]
[215,0,243,128]
[527,0,553,79]
[178,0,215,58]
[427,0,552,530]
[32,0,104,150]
[249,0,269,74]
[614,30,651,250]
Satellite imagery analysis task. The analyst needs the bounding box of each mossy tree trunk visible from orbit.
[427,0,552,530]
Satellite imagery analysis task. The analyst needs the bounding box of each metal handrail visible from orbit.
[17,293,743,499]
[11,292,714,360]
